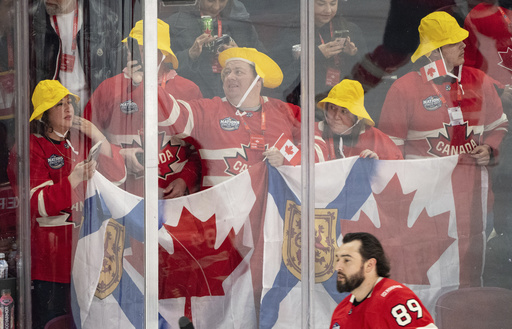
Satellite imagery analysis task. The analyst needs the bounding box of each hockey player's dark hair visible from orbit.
[342,232,391,278]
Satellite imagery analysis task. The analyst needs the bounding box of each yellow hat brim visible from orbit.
[318,96,375,127]
[218,47,283,89]
[411,15,469,63]
[122,19,179,69]
[30,81,79,122]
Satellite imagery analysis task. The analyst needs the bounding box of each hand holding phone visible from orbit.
[333,30,349,46]
[86,140,103,163]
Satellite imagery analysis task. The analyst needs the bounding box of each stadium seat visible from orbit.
[435,287,512,329]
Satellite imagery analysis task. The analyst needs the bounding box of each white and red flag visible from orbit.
[274,133,301,166]
[420,59,448,82]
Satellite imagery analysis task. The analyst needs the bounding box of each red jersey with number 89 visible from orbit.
[329,277,437,329]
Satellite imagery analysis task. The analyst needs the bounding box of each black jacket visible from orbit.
[30,0,123,96]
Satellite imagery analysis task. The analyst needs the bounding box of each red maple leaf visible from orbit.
[426,123,480,157]
[498,47,512,71]
[284,144,295,156]
[159,207,249,301]
[223,143,267,176]
[340,174,455,285]
[157,132,182,180]
[427,67,437,77]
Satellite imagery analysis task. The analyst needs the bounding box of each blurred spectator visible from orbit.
[378,12,508,287]
[379,11,507,163]
[30,0,124,112]
[157,47,302,188]
[166,0,266,99]
[351,0,457,89]
[463,0,512,288]
[464,0,512,90]
[277,0,366,117]
[84,19,203,198]
[7,80,126,329]
[315,79,402,161]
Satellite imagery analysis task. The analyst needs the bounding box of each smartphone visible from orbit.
[127,36,144,70]
[333,30,349,45]
[86,140,103,163]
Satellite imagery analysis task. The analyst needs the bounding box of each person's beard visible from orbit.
[337,265,365,293]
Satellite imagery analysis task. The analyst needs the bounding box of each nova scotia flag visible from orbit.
[259,155,465,327]
[72,172,147,329]
[73,155,476,328]
[259,157,375,328]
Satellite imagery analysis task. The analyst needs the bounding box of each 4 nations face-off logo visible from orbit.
[426,122,480,157]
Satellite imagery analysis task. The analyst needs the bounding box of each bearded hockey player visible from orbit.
[330,232,437,329]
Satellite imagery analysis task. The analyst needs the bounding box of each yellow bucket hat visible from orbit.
[317,79,374,126]
[411,11,469,63]
[30,80,79,122]
[218,47,283,89]
[122,19,179,69]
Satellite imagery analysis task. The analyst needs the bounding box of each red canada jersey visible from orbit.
[315,122,403,161]
[84,72,203,196]
[330,278,437,329]
[464,3,512,86]
[378,68,508,160]
[11,133,125,283]
[158,95,301,188]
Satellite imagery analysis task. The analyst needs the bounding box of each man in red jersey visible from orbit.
[378,12,508,288]
[330,232,437,329]
[84,19,203,198]
[158,47,303,189]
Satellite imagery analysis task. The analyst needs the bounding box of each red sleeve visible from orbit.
[172,75,203,101]
[289,103,301,123]
[83,78,114,130]
[365,127,404,160]
[157,88,191,134]
[174,144,201,194]
[463,12,482,70]
[314,122,329,162]
[480,72,508,157]
[286,103,302,145]
[377,80,410,157]
[96,143,127,184]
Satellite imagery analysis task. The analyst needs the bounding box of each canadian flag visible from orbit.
[420,59,448,83]
[274,133,301,166]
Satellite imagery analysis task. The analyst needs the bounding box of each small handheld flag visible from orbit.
[274,133,301,166]
[420,59,448,83]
